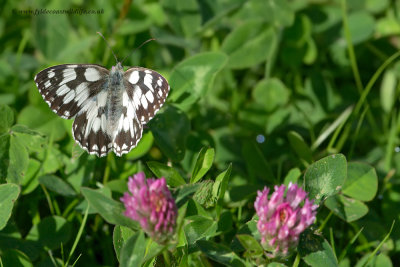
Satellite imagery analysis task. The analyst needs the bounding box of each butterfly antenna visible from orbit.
[121,38,156,64]
[97,32,119,63]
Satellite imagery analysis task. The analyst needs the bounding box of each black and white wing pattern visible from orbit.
[34,63,170,157]
[124,67,169,124]
[34,64,108,119]
[111,67,170,156]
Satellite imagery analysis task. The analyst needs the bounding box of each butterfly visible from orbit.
[34,40,169,157]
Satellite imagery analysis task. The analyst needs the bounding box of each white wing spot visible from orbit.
[82,99,95,112]
[157,79,162,87]
[122,144,128,150]
[144,70,152,74]
[84,102,98,137]
[64,90,76,103]
[129,71,140,84]
[116,114,124,133]
[56,84,70,96]
[92,117,101,133]
[76,83,89,106]
[101,146,106,152]
[97,91,108,107]
[123,116,130,131]
[48,71,55,78]
[64,110,70,117]
[141,96,148,109]
[84,68,101,82]
[144,74,153,92]
[101,114,107,132]
[129,117,135,138]
[92,144,99,151]
[122,91,129,107]
[126,99,135,117]
[133,86,142,109]
[145,91,154,103]
[45,80,51,88]
[62,69,77,84]
[76,82,87,95]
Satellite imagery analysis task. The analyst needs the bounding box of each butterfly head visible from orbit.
[112,62,123,72]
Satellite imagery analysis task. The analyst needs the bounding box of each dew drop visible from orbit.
[256,134,265,143]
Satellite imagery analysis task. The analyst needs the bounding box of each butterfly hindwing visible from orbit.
[72,89,113,157]
[112,100,143,156]
[123,67,170,124]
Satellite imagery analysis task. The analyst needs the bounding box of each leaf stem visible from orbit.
[65,205,90,267]
[103,153,112,184]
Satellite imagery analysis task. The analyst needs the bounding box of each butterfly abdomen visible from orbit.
[106,67,125,140]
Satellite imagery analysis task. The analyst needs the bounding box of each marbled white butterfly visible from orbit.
[34,35,169,157]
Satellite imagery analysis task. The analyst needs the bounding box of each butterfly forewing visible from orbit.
[34,63,170,157]
[35,64,109,119]
[123,67,170,124]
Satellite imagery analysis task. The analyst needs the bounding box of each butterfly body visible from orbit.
[105,63,125,133]
[35,62,169,157]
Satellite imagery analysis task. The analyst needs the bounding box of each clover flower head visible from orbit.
[121,172,177,244]
[254,183,318,257]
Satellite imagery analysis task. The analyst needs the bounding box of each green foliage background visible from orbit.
[1,0,400,266]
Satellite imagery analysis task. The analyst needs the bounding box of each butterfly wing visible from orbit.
[123,67,170,124]
[72,89,113,157]
[111,67,170,156]
[35,64,113,157]
[111,93,143,156]
[34,64,109,119]
[34,64,170,157]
